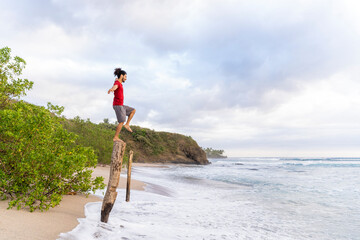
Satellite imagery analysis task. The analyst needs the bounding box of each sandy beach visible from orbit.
[0,164,149,240]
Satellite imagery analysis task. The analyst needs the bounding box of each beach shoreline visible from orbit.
[0,163,159,240]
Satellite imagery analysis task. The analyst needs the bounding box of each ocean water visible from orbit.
[58,158,360,240]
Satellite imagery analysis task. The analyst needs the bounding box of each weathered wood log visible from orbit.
[100,140,126,223]
[126,150,134,202]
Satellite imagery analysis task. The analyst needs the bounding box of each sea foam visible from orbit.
[59,158,360,240]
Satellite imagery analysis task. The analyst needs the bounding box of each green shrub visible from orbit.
[135,135,153,146]
[0,47,33,108]
[61,118,115,164]
[0,47,105,212]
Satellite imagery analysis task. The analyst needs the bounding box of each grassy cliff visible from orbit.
[61,117,210,165]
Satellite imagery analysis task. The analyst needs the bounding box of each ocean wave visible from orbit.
[283,162,360,167]
[281,157,360,162]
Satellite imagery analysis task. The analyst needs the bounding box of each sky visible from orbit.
[1,0,360,157]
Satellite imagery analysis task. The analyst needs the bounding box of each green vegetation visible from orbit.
[202,147,227,158]
[61,118,206,164]
[0,47,105,212]
[0,47,33,108]
[61,117,116,165]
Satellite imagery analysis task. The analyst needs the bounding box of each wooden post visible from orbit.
[100,140,126,223]
[126,150,134,202]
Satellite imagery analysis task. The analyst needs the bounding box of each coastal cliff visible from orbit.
[124,127,209,165]
[62,118,210,165]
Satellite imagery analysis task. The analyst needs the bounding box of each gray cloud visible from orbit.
[2,0,360,156]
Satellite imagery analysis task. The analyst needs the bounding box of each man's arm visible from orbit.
[108,84,118,94]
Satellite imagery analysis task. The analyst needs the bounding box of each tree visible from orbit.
[0,47,33,108]
[0,47,105,212]
[202,147,227,158]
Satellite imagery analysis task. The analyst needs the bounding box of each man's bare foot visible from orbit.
[113,137,121,141]
[124,125,133,132]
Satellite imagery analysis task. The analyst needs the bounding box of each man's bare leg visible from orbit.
[113,122,124,141]
[124,109,136,132]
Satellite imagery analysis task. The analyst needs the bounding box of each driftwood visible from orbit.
[126,150,134,202]
[100,140,126,223]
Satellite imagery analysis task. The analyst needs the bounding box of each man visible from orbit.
[108,68,136,141]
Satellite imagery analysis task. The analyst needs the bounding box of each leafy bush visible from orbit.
[61,117,115,164]
[0,47,33,108]
[0,47,105,212]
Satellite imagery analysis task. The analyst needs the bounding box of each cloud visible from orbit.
[195,67,360,156]
[2,0,360,156]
